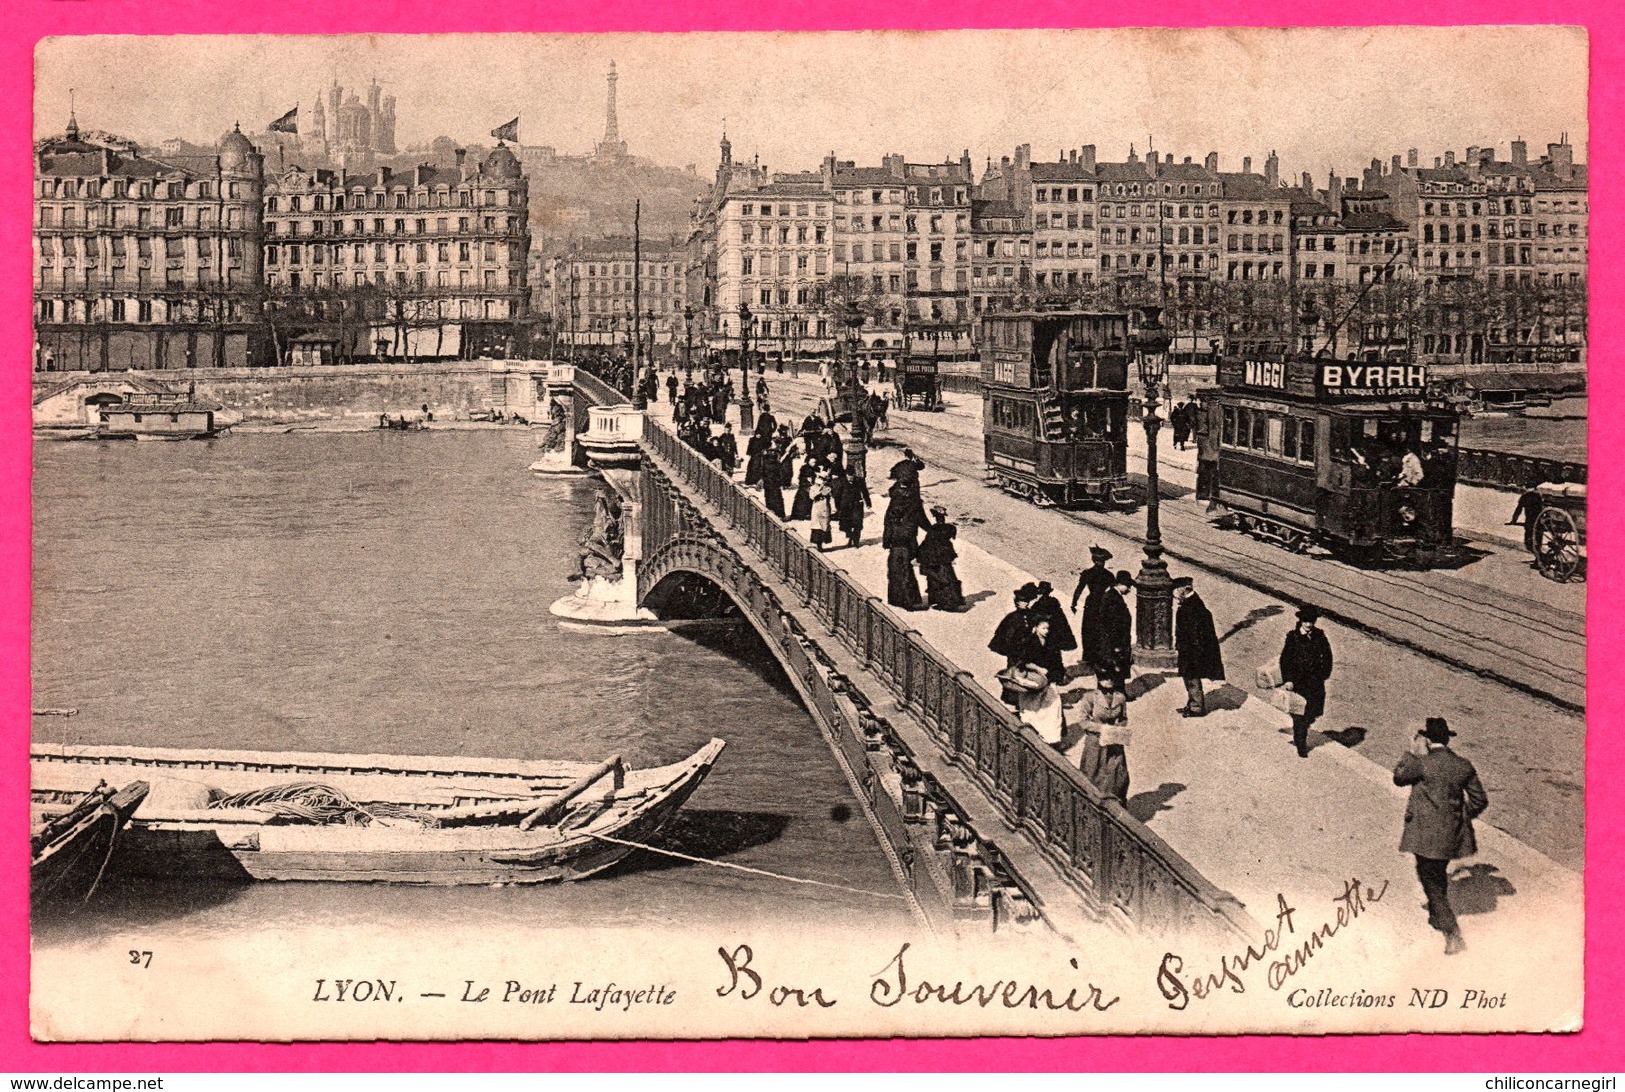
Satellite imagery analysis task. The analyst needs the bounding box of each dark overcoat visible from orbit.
[988,607,1031,661]
[1394,748,1488,860]
[1089,587,1133,678]
[882,484,930,552]
[1175,592,1225,681]
[1030,593,1078,653]
[1279,627,1334,721]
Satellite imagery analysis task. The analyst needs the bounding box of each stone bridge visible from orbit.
[559,364,1254,942]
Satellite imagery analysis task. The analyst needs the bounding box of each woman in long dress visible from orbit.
[789,457,816,521]
[1076,673,1130,804]
[809,470,835,551]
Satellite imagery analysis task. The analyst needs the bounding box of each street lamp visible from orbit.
[683,305,694,382]
[1299,297,1321,357]
[839,301,869,481]
[737,302,755,433]
[1133,305,1177,669]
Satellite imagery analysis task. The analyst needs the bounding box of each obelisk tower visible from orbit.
[596,61,628,158]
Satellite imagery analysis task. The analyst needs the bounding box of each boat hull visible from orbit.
[31,782,151,911]
[32,741,723,886]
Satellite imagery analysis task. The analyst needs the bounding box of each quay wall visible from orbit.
[32,362,554,426]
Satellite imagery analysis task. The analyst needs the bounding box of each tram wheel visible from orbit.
[1533,507,1582,582]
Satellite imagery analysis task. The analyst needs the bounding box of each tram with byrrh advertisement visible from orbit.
[1194,357,1461,565]
[980,310,1134,508]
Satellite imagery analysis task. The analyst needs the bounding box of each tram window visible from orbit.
[1232,407,1248,448]
[1282,419,1298,460]
[1266,416,1284,455]
[1298,420,1315,462]
[1250,411,1268,450]
[1221,405,1236,445]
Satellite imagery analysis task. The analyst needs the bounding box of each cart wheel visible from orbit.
[1533,506,1581,582]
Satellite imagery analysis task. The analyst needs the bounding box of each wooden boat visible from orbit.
[31,780,151,912]
[30,739,725,886]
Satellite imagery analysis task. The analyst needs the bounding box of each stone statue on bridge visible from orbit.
[575,490,625,582]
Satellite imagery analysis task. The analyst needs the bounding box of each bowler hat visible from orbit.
[1296,605,1321,623]
[1036,580,1054,595]
[1015,582,1040,601]
[930,504,948,517]
[1114,570,1135,587]
[1422,717,1456,743]
[1171,576,1194,590]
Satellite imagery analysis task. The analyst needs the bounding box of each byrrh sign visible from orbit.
[1318,362,1428,399]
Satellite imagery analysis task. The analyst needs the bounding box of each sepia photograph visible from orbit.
[26,26,1588,1041]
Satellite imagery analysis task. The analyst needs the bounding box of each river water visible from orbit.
[31,430,909,945]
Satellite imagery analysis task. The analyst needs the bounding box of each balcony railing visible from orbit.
[634,412,1255,941]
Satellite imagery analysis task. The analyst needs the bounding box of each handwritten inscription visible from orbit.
[1157,878,1388,1010]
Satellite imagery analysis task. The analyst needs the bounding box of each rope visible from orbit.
[586,832,909,902]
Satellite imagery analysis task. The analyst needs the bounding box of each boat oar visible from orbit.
[519,756,624,831]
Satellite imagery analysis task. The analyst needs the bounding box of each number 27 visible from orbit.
[129,950,152,968]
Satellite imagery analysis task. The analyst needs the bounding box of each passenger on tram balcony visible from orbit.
[1399,449,1426,488]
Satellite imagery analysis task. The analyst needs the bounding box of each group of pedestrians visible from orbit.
[882,449,965,612]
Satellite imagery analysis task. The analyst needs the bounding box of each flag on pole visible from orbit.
[491,117,519,143]
[268,107,298,134]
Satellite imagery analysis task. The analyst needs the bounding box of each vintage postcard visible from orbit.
[28,26,1586,1040]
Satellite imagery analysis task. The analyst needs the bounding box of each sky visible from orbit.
[35,28,1588,180]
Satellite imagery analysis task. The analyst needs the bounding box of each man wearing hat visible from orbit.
[1173,576,1224,717]
[1088,570,1135,688]
[1394,717,1489,954]
[1279,606,1335,757]
[989,584,1040,667]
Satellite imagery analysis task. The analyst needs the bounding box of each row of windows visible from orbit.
[582,280,681,295]
[832,241,968,262]
[266,241,519,266]
[39,236,243,259]
[739,202,830,217]
[1099,202,1221,220]
[741,254,830,275]
[37,266,242,288]
[1102,181,1222,198]
[38,179,243,200]
[1036,211,1095,231]
[267,216,519,237]
[266,270,516,294]
[579,262,681,276]
[835,214,967,234]
[1033,186,1092,203]
[38,297,255,323]
[744,224,829,243]
[40,206,245,229]
[266,190,518,212]
[1220,406,1317,464]
[834,186,968,206]
[989,397,1038,434]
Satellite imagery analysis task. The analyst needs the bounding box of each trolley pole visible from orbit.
[1134,306,1177,669]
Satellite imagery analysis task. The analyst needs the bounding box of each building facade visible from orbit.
[547,237,688,353]
[34,119,265,371]
[261,144,529,361]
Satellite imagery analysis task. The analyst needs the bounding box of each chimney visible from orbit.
[1081,144,1096,171]
[1547,139,1574,180]
[1069,149,1077,164]
[1329,171,1343,208]
[1015,144,1031,171]
[1126,144,1139,164]
[1265,151,1279,186]
[1205,151,1219,172]
[1242,156,1252,174]
[1434,156,1443,168]
[1511,139,1528,166]
[455,147,466,172]
[1407,148,1419,168]
[1392,154,1402,175]
[1183,155,1192,165]
[1444,150,1455,167]
[1302,171,1313,193]
[961,148,972,178]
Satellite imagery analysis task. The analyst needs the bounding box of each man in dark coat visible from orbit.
[834,470,871,549]
[882,479,932,610]
[1029,580,1077,661]
[1279,605,1334,757]
[714,423,739,475]
[665,372,679,404]
[989,584,1040,666]
[1394,717,1489,954]
[1089,571,1135,687]
[917,504,965,611]
[889,449,925,491]
[1174,576,1224,717]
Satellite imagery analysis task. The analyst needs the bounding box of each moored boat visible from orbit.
[30,740,724,886]
[31,780,151,912]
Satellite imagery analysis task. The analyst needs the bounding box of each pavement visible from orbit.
[646,390,1582,988]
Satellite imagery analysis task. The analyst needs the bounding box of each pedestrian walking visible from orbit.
[834,469,871,549]
[1000,661,1065,746]
[989,583,1040,668]
[714,423,739,475]
[1077,674,1130,804]
[1173,576,1224,717]
[1029,580,1077,662]
[1279,605,1334,757]
[882,477,932,610]
[1087,569,1135,687]
[890,449,925,490]
[1393,717,1488,955]
[1071,545,1115,670]
[917,505,966,611]
[1170,400,1191,451]
[809,469,835,551]
[666,373,679,404]
[789,458,816,521]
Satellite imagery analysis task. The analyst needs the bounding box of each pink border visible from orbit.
[3,0,1616,1071]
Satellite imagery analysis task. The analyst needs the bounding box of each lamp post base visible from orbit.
[1134,553,1178,672]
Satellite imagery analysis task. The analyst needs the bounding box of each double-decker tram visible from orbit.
[1194,357,1460,565]
[980,310,1133,508]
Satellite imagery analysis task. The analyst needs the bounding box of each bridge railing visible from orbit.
[1457,447,1586,492]
[574,368,628,409]
[640,417,1253,939]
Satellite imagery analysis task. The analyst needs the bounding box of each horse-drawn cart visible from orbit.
[1530,481,1587,582]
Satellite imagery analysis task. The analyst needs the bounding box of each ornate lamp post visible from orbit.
[683,305,694,382]
[1133,305,1177,669]
[1299,297,1321,357]
[839,302,869,481]
[737,302,755,433]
